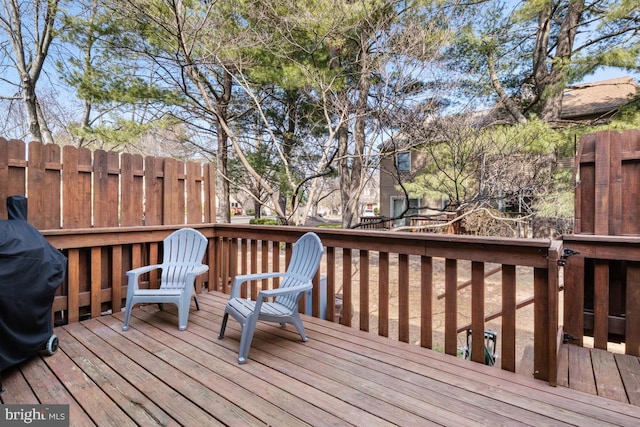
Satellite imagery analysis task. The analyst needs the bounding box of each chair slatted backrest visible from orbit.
[161,228,208,289]
[275,232,324,309]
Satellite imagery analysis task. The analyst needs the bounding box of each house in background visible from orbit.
[359,172,380,216]
[561,76,638,123]
[379,146,434,225]
[378,76,640,228]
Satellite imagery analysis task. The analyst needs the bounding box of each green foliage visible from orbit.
[603,104,640,130]
[403,118,562,205]
[249,218,278,225]
[316,223,342,229]
[533,184,574,219]
[494,118,562,153]
[403,117,575,215]
[445,0,640,120]
[404,103,640,231]
[3,0,638,227]
[56,0,185,149]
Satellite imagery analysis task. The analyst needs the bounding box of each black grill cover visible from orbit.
[0,196,67,372]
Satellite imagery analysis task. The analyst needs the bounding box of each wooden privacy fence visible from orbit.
[0,138,216,228]
[564,129,640,356]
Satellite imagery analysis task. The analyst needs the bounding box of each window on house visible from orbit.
[391,197,421,226]
[396,152,410,172]
[408,198,420,216]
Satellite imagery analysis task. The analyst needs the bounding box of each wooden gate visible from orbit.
[565,130,640,355]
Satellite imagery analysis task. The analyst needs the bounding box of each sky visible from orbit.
[578,66,640,85]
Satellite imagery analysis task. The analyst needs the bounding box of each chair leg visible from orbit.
[290,313,308,342]
[122,302,133,331]
[178,297,191,331]
[192,283,200,310]
[218,312,229,339]
[238,315,258,364]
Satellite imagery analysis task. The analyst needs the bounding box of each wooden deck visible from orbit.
[517,342,640,407]
[2,291,640,426]
[557,344,640,406]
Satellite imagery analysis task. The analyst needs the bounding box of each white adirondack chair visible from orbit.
[218,232,324,364]
[122,228,209,331]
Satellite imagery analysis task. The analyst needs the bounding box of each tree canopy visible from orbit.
[0,0,638,229]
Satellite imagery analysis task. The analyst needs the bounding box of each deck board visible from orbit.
[616,353,640,406]
[568,344,598,395]
[54,326,181,426]
[554,343,640,408]
[42,339,136,427]
[591,348,628,402]
[2,291,640,426]
[84,318,257,426]
[556,343,570,387]
[196,299,570,426]
[18,353,96,425]
[0,364,37,404]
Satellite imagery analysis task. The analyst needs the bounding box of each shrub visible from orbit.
[316,223,342,229]
[462,209,515,237]
[249,218,278,225]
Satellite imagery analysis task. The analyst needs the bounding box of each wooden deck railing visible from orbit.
[562,234,640,357]
[42,224,563,384]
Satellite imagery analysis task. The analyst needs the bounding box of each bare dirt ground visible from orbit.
[307,217,626,368]
[321,253,537,369]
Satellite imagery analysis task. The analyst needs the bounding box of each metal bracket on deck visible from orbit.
[557,248,580,266]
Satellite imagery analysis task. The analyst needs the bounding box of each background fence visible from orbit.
[0,138,216,228]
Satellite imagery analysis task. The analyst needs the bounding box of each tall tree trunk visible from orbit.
[338,118,353,228]
[277,92,298,224]
[21,79,43,142]
[255,197,263,219]
[35,100,54,144]
[1,0,59,143]
[488,52,527,124]
[217,125,230,223]
[534,0,584,122]
[340,36,371,229]
[217,70,233,223]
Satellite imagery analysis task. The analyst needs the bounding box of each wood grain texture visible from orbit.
[4,292,640,426]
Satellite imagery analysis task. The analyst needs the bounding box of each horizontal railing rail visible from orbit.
[42,224,561,383]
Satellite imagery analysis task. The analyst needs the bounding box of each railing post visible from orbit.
[444,258,458,356]
[547,240,562,386]
[534,239,562,384]
[627,262,640,356]
[533,265,549,381]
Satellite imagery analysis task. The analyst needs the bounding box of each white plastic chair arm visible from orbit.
[185,264,209,278]
[229,272,287,298]
[257,282,313,300]
[127,264,163,276]
[253,281,313,314]
[126,264,163,290]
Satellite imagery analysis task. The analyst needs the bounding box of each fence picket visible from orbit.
[0,139,214,226]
